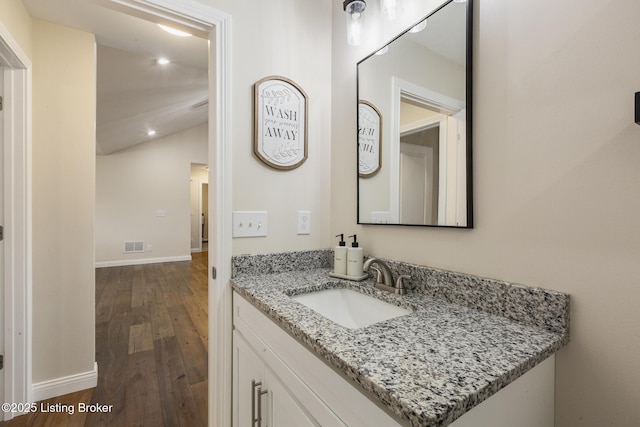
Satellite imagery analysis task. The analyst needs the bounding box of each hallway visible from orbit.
[2,253,209,426]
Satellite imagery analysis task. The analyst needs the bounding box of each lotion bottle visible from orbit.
[333,234,348,275]
[346,234,364,278]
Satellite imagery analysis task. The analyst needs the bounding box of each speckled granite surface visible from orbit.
[231,250,570,427]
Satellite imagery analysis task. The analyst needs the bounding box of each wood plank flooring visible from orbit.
[2,253,208,427]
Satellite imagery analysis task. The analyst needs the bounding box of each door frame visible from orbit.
[0,22,33,420]
[391,77,464,225]
[102,2,234,426]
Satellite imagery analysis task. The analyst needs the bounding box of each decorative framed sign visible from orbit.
[254,76,308,170]
[358,100,382,177]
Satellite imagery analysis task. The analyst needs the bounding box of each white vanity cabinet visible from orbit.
[232,292,400,427]
[232,291,556,427]
[234,331,321,426]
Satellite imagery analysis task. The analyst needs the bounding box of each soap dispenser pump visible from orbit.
[333,234,348,275]
[346,234,364,278]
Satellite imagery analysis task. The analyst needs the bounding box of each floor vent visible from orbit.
[123,241,145,253]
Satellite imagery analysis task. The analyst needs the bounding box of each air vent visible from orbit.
[123,241,145,253]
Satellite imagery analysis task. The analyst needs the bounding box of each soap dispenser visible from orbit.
[346,234,364,278]
[333,234,348,275]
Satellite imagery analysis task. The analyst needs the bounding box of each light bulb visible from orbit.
[344,0,367,46]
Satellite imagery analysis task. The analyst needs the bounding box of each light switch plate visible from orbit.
[297,211,311,235]
[233,211,268,237]
[371,211,391,224]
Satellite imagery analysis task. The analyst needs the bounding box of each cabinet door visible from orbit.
[234,330,322,427]
[265,367,320,427]
[233,331,267,427]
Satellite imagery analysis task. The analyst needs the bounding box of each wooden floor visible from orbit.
[3,253,209,427]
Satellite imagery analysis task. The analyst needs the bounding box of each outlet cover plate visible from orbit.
[297,211,311,235]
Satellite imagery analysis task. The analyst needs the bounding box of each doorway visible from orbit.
[0,64,5,419]
[0,24,32,420]
[91,2,233,426]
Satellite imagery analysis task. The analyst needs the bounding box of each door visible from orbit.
[233,331,266,426]
[0,65,5,416]
[265,367,319,427]
[399,142,433,225]
[233,331,320,427]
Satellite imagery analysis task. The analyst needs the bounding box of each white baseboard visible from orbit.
[32,362,98,402]
[95,255,192,268]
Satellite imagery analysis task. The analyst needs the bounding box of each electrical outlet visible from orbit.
[297,211,311,235]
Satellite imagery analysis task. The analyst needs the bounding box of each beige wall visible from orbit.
[31,19,96,383]
[0,0,32,58]
[332,0,640,426]
[96,124,208,264]
[200,0,333,255]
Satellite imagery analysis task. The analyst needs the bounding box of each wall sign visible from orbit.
[254,76,308,170]
[358,100,382,177]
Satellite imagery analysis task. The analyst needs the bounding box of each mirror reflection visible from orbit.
[357,0,472,227]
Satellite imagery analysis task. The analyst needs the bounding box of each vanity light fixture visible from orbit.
[380,0,403,21]
[343,0,366,46]
[157,23,192,37]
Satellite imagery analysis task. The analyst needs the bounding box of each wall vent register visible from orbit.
[123,241,145,253]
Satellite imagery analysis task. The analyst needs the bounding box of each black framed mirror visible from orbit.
[357,0,473,227]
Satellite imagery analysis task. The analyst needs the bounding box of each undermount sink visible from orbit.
[291,287,412,329]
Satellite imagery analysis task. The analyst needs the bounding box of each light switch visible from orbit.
[371,212,391,224]
[297,211,311,235]
[233,211,268,237]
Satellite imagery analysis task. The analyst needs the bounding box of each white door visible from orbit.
[0,65,5,417]
[399,142,433,225]
[265,367,319,427]
[233,331,266,427]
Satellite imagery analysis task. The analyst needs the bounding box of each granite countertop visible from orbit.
[230,251,570,427]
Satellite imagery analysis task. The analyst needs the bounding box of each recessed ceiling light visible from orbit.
[375,46,389,55]
[409,20,427,33]
[156,58,170,65]
[147,130,157,136]
[157,24,192,37]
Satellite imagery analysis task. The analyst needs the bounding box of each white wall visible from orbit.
[31,19,96,385]
[96,124,208,265]
[332,0,640,426]
[200,0,333,255]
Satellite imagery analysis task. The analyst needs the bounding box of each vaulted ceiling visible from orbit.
[22,0,209,155]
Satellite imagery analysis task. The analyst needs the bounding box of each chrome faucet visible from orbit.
[362,258,409,295]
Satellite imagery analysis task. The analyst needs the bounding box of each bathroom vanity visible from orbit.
[230,250,570,427]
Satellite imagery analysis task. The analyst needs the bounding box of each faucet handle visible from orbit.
[395,275,411,290]
[369,266,384,283]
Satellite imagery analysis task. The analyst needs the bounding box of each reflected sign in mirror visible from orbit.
[357,0,473,227]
